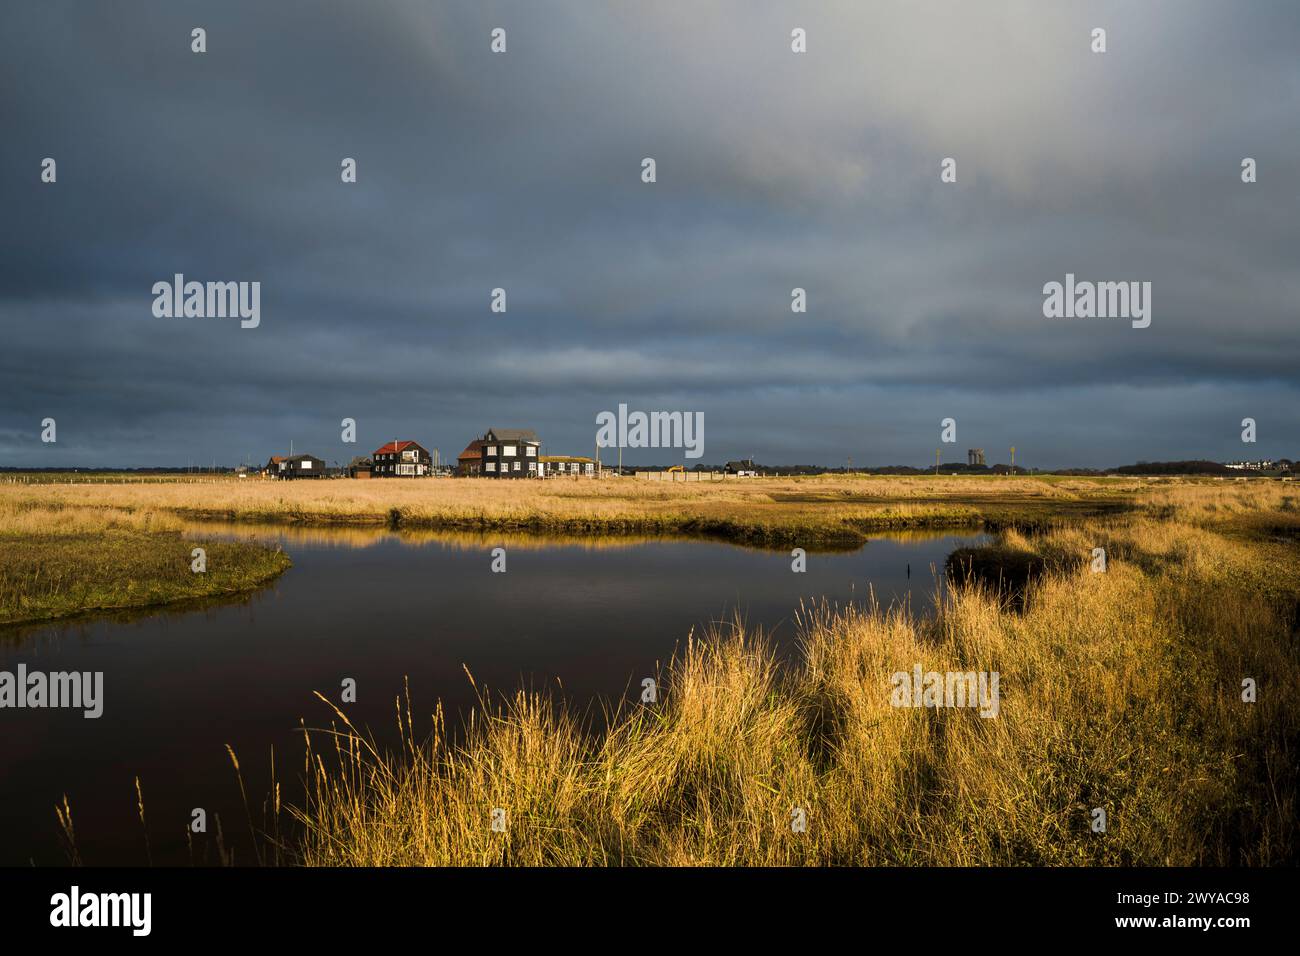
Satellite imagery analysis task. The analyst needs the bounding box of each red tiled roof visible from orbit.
[458,440,485,461]
[373,440,419,456]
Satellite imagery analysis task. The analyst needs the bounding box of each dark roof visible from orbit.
[282,454,324,464]
[485,428,539,443]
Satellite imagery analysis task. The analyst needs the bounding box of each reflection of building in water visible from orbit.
[967,448,985,467]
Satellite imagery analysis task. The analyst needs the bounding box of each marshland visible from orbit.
[3,472,1132,544]
[0,475,1296,866]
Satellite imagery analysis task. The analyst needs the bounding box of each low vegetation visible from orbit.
[0,473,1141,545]
[0,502,290,626]
[8,476,1297,864]
[0,473,1134,627]
[287,482,1299,866]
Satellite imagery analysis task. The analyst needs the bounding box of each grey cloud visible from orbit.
[1,1,1297,468]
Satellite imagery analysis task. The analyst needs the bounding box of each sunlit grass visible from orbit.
[0,503,291,626]
[287,484,1299,866]
[0,473,1142,544]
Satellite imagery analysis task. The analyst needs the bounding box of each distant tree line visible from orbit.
[1111,460,1235,476]
[0,466,242,474]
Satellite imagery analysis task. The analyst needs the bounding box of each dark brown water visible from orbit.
[0,525,985,866]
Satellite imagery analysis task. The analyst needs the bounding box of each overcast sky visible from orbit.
[2,1,1297,469]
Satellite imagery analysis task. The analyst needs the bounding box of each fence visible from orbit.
[2,474,246,485]
[635,471,731,482]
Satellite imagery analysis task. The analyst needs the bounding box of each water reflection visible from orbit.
[0,524,985,866]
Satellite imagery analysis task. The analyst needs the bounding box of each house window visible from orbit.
[301,460,312,470]
[525,446,536,456]
[485,462,496,472]
[513,461,520,471]
[503,446,517,457]
[528,461,536,472]
[486,446,497,457]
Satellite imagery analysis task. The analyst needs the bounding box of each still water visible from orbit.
[0,525,985,865]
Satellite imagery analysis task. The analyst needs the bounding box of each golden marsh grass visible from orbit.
[285,482,1299,866]
[0,473,1142,544]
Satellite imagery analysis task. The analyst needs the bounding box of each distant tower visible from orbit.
[967,448,985,466]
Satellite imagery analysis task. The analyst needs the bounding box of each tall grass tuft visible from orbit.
[287,496,1299,866]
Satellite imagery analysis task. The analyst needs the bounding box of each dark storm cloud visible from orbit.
[1,0,1297,468]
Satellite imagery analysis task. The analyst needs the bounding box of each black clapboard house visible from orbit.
[478,428,541,477]
[268,453,326,479]
[371,440,432,477]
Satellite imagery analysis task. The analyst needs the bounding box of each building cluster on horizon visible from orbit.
[1225,458,1291,472]
[454,428,598,478]
[258,428,602,480]
[230,430,1293,481]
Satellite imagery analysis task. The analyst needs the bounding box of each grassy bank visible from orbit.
[0,505,291,627]
[0,473,1139,627]
[287,483,1299,865]
[0,474,1141,545]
